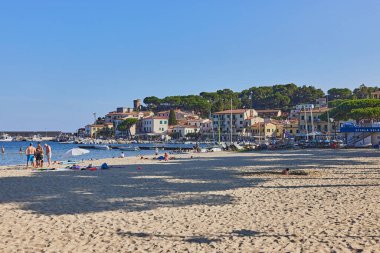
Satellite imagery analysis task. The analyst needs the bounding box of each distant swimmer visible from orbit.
[1,146,4,154]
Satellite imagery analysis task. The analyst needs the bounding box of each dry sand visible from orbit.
[0,149,379,252]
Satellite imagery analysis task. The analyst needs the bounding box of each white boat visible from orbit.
[119,146,140,151]
[94,145,110,150]
[0,134,13,142]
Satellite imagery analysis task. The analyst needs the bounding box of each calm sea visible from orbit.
[0,141,157,166]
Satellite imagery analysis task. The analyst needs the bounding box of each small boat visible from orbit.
[119,146,140,151]
[0,134,13,142]
[59,141,75,144]
[94,145,110,150]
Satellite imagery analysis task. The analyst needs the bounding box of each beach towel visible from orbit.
[71,165,81,170]
[87,167,97,171]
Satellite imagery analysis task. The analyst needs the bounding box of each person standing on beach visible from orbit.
[45,144,52,166]
[155,147,159,156]
[35,143,44,168]
[25,143,36,168]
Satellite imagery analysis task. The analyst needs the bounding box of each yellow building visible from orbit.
[249,122,278,139]
[283,119,299,137]
[85,123,113,138]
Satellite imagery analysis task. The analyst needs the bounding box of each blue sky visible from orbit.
[1,0,380,131]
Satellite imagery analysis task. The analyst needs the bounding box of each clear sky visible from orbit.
[1,0,380,131]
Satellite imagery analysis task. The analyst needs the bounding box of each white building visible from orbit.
[171,125,199,138]
[212,109,258,134]
[140,117,169,134]
[186,118,212,133]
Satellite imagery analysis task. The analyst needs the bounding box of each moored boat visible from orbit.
[119,146,140,151]
[0,134,13,142]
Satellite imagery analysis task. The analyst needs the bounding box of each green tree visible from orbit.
[327,88,352,100]
[168,110,177,126]
[352,84,379,99]
[323,99,380,121]
[143,96,161,109]
[349,107,380,121]
[117,118,138,139]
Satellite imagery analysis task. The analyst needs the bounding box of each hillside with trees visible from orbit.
[143,84,379,116]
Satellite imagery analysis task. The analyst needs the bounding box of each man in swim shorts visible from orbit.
[45,144,52,166]
[25,143,36,169]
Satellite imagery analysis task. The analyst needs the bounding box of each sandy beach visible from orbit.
[0,149,379,252]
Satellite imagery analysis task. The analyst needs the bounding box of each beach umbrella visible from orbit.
[63,148,90,158]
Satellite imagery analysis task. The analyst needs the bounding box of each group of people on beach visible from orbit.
[25,143,52,168]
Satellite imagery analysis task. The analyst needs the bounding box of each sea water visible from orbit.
[0,141,156,166]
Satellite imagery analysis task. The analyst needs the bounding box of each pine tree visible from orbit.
[168,110,177,126]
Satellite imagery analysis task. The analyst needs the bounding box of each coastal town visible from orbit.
[77,89,380,149]
[2,1,380,252]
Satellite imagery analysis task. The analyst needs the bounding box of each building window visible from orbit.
[301,116,304,120]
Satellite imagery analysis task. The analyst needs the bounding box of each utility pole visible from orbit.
[326,95,330,140]
[310,107,315,140]
[208,100,215,143]
[93,112,97,139]
[218,115,221,143]
[304,106,308,141]
[250,91,253,142]
[230,98,233,144]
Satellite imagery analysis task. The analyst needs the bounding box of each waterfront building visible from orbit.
[248,122,278,139]
[256,109,282,118]
[171,125,199,138]
[298,107,332,134]
[85,124,113,138]
[140,117,169,134]
[212,109,258,135]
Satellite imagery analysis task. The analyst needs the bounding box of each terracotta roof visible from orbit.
[144,116,169,120]
[256,109,281,113]
[172,125,199,129]
[214,109,248,114]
